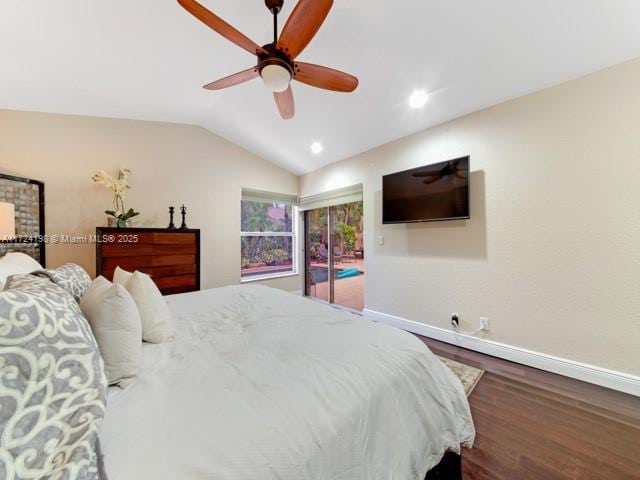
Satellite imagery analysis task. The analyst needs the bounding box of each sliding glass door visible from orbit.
[305,201,364,311]
[331,201,364,311]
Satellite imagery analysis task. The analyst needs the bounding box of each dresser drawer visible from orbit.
[100,243,196,257]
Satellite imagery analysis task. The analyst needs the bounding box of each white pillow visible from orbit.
[0,252,43,287]
[80,276,142,387]
[113,265,132,285]
[113,266,173,343]
[3,252,43,271]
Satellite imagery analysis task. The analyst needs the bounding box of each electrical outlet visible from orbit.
[451,313,460,328]
[480,317,490,331]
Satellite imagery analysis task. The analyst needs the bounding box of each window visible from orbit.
[241,191,297,281]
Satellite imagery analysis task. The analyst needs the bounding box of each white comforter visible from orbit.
[100,285,474,480]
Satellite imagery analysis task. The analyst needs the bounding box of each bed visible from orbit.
[99,284,475,479]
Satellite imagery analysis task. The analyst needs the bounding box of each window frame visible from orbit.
[240,198,298,283]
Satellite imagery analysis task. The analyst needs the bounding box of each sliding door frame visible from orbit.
[328,206,336,305]
[304,206,343,306]
[304,209,312,297]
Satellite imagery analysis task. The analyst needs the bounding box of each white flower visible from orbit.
[91,170,109,184]
[93,168,133,212]
[92,169,131,192]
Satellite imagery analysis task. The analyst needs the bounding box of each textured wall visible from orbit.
[300,58,640,375]
[0,111,300,292]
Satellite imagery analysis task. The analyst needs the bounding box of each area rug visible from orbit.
[437,356,484,397]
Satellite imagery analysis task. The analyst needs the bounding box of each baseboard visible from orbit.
[363,309,640,397]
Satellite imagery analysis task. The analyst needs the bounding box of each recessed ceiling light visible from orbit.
[310,142,323,154]
[408,90,429,109]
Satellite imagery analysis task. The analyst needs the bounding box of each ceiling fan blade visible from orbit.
[294,62,358,92]
[203,67,258,90]
[177,0,267,56]
[274,86,295,120]
[277,0,333,59]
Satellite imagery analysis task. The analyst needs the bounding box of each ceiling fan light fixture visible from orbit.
[260,63,292,93]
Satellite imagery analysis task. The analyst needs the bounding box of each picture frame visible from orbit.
[0,173,46,266]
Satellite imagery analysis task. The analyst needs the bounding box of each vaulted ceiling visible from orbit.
[2,1,640,174]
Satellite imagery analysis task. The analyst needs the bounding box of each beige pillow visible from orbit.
[113,265,132,285]
[80,276,142,388]
[113,266,173,343]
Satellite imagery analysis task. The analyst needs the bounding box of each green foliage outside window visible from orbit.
[241,200,294,276]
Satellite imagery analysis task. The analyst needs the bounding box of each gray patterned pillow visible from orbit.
[0,274,107,480]
[34,263,92,302]
[2,272,51,291]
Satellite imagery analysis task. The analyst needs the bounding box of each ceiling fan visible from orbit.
[411,160,468,185]
[177,0,359,120]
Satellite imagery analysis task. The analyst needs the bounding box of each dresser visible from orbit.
[96,227,200,295]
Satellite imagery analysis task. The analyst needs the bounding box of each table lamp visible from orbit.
[0,202,16,241]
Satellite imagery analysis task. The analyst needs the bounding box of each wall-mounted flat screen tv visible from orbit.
[382,156,470,224]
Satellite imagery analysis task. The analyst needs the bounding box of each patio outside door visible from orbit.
[305,201,364,311]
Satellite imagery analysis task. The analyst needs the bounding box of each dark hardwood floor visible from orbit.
[418,336,640,480]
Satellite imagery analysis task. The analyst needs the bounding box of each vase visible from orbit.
[107,217,133,228]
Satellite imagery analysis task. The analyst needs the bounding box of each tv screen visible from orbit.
[382,156,470,224]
